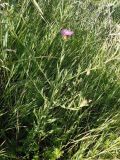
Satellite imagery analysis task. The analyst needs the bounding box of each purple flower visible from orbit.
[60,28,74,38]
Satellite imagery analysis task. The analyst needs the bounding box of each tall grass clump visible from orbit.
[0,0,120,159]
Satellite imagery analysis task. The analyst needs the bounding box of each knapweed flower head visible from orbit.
[60,28,74,40]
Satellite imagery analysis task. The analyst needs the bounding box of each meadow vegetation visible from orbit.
[0,0,120,159]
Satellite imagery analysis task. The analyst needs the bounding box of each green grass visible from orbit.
[0,0,120,159]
